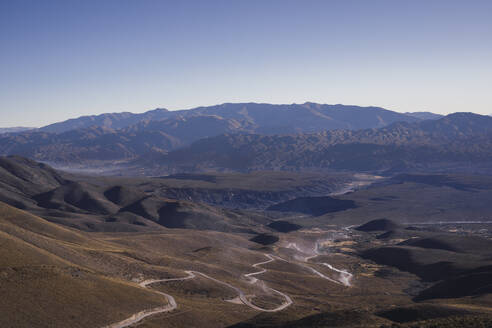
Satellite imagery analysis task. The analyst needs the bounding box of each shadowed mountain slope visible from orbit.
[33,181,120,215]
[355,218,401,232]
[267,220,301,233]
[0,156,269,233]
[267,196,357,216]
[398,234,492,254]
[104,185,147,207]
[361,232,492,301]
[0,156,66,209]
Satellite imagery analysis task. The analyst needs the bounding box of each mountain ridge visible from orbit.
[0,103,423,164]
[152,112,492,174]
[1,106,490,175]
[37,102,420,133]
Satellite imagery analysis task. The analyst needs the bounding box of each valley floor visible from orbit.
[1,157,492,327]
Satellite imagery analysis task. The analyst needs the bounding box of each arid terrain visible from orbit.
[1,156,492,327]
[3,0,492,326]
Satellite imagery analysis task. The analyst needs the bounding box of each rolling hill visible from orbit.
[0,202,169,328]
[360,232,492,300]
[0,156,273,233]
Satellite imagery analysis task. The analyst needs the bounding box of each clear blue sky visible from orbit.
[1,0,491,127]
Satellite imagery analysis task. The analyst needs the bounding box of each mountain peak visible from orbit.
[405,112,443,120]
[444,112,490,119]
[147,108,169,112]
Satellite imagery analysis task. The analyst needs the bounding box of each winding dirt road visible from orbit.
[193,263,293,313]
[319,263,353,286]
[303,256,353,286]
[244,254,275,284]
[103,274,193,328]
[287,242,354,286]
[103,253,292,328]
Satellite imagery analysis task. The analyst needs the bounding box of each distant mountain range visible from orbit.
[0,103,422,162]
[35,102,424,133]
[1,103,490,174]
[39,108,174,133]
[153,112,492,174]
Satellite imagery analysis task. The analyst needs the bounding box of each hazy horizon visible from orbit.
[1,0,491,127]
